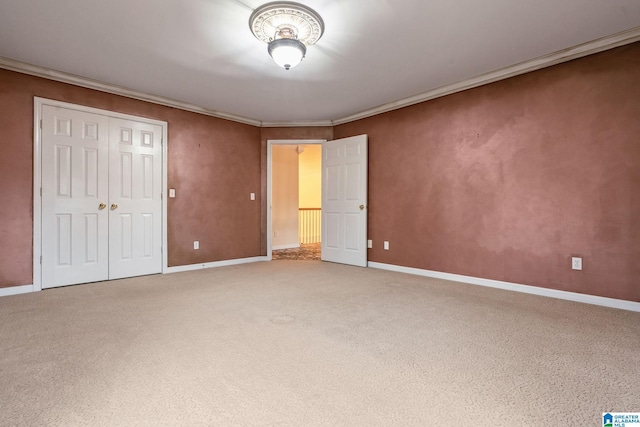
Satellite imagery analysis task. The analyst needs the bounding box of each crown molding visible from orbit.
[260,120,334,128]
[332,26,640,126]
[2,26,638,128]
[0,57,262,127]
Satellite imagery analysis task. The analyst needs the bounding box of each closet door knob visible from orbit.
[110,203,118,210]
[98,203,106,210]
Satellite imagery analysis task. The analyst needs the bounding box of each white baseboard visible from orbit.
[272,244,300,251]
[1,258,269,297]
[368,262,640,312]
[0,284,35,297]
[165,256,268,274]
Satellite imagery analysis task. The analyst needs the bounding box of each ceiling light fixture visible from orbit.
[249,2,324,70]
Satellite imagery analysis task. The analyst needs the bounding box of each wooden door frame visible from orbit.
[266,139,325,261]
[33,97,168,291]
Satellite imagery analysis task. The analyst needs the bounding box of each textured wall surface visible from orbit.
[335,43,640,301]
[0,70,261,287]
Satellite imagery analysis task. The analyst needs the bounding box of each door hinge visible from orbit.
[40,255,42,265]
[40,119,42,129]
[40,187,42,197]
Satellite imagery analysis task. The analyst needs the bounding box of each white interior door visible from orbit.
[108,118,163,279]
[321,134,368,267]
[41,106,110,288]
[40,105,163,288]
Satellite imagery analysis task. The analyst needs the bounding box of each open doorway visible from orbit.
[267,140,324,260]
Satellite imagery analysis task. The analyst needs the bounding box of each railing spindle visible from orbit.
[299,208,321,244]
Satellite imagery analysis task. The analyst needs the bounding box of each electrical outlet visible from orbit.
[367,239,373,249]
[194,241,199,250]
[384,241,389,250]
[571,257,582,270]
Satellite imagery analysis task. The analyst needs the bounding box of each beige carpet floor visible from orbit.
[1,261,638,426]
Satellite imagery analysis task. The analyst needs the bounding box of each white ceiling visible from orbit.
[0,0,639,125]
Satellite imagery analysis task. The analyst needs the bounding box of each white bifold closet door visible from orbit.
[41,105,162,288]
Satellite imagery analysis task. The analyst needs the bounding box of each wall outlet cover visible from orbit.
[571,257,582,270]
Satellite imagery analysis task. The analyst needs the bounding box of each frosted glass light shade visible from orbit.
[268,38,306,70]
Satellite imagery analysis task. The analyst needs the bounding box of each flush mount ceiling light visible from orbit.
[249,1,324,70]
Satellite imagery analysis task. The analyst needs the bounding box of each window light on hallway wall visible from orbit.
[249,2,325,70]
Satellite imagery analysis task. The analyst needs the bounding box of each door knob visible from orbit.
[359,204,365,211]
[98,203,106,210]
[110,203,118,210]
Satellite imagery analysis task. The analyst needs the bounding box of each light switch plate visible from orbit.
[367,239,372,249]
[572,257,582,270]
[194,241,199,250]
[250,193,255,200]
[384,241,389,250]
[169,188,176,198]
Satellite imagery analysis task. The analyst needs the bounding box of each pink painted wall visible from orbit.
[0,69,261,287]
[335,43,640,302]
